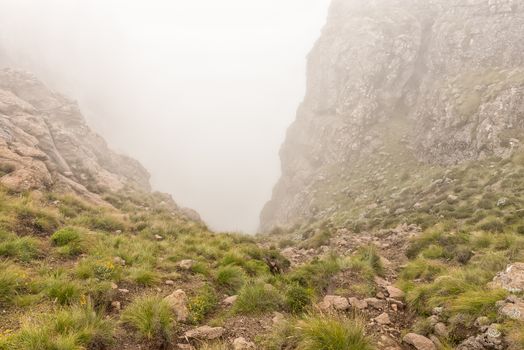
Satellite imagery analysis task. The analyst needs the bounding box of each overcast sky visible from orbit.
[0,0,330,232]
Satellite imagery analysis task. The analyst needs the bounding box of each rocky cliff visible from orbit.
[0,68,151,202]
[261,0,524,232]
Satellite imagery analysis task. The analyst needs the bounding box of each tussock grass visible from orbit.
[233,281,284,315]
[121,295,174,345]
[215,265,245,293]
[11,303,114,350]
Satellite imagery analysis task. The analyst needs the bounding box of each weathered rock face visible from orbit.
[261,0,524,231]
[0,68,151,199]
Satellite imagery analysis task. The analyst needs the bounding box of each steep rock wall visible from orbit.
[261,0,524,231]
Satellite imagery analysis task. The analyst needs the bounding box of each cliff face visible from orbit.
[0,68,151,201]
[261,0,524,231]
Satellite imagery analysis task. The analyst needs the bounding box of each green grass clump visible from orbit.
[296,314,374,350]
[14,206,60,236]
[0,262,25,304]
[11,304,114,350]
[121,296,174,346]
[45,276,82,305]
[449,289,507,319]
[348,245,384,276]
[233,281,284,315]
[51,227,81,246]
[288,256,341,293]
[74,213,126,232]
[285,283,313,314]
[128,266,160,287]
[215,265,245,293]
[51,227,86,257]
[0,231,41,262]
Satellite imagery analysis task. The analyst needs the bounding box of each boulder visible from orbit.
[164,289,189,322]
[318,295,350,311]
[498,298,524,321]
[403,333,436,350]
[491,263,524,293]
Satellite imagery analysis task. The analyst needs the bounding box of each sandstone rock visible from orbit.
[375,312,391,325]
[403,333,436,350]
[184,326,225,340]
[233,337,256,350]
[164,289,189,322]
[318,295,350,311]
[178,259,195,270]
[111,301,121,311]
[364,297,385,310]
[492,263,524,293]
[434,322,449,337]
[223,295,238,306]
[272,312,285,324]
[113,256,126,266]
[457,324,505,350]
[0,69,151,197]
[348,297,368,310]
[498,298,524,321]
[386,286,405,299]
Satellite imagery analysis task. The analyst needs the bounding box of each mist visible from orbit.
[0,0,330,232]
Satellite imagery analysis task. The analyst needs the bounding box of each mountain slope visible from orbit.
[261,0,524,232]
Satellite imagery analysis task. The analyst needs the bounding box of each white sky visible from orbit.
[0,0,330,232]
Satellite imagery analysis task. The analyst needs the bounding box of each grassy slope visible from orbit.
[0,184,377,349]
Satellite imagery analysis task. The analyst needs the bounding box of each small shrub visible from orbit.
[296,314,374,350]
[51,227,81,246]
[188,285,217,323]
[51,227,85,257]
[121,296,174,346]
[233,281,284,315]
[76,258,121,281]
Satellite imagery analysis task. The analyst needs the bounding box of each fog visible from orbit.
[0,0,330,232]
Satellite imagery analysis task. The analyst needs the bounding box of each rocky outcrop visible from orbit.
[491,263,524,293]
[0,68,150,199]
[260,0,524,231]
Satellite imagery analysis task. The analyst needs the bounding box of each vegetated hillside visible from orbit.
[257,0,524,349]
